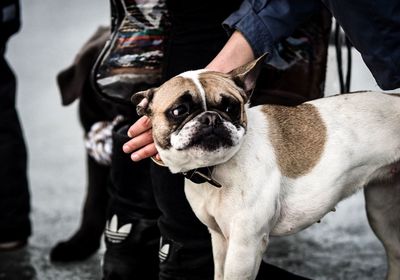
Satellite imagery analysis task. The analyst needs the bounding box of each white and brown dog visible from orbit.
[132,56,400,280]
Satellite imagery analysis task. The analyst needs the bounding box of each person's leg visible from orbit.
[151,165,214,280]
[0,49,31,249]
[103,121,161,280]
[152,2,238,278]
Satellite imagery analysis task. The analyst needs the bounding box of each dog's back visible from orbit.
[243,91,400,236]
[309,91,400,175]
[258,92,400,280]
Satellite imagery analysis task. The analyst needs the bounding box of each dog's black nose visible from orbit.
[199,113,221,127]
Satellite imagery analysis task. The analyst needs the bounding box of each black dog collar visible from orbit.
[151,157,222,188]
[182,167,222,188]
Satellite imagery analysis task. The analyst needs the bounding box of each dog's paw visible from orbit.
[50,238,100,262]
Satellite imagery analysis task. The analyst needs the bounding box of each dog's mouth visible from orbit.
[187,126,234,151]
[164,118,245,173]
[170,112,245,152]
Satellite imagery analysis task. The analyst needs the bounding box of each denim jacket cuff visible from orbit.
[222,1,273,58]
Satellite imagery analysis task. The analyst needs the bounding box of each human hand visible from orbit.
[122,115,160,161]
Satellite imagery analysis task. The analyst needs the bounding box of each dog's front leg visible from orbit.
[210,229,228,280]
[223,219,270,280]
[222,171,280,280]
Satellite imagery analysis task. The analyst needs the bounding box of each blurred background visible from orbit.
[0,0,394,279]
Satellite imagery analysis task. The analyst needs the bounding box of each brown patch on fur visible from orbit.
[199,71,245,102]
[151,76,201,113]
[150,76,202,149]
[262,103,327,178]
[199,71,247,125]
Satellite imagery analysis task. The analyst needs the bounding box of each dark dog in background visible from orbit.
[50,26,115,262]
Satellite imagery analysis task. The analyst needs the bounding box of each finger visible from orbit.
[131,143,158,161]
[122,129,153,154]
[127,116,152,138]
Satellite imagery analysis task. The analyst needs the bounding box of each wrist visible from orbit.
[206,30,255,73]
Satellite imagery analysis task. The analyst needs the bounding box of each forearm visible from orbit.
[206,30,255,73]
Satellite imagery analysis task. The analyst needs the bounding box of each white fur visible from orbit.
[179,91,400,280]
[179,70,209,110]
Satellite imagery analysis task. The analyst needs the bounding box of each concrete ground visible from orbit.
[0,1,395,279]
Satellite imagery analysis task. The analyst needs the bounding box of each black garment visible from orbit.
[0,0,31,243]
[151,1,241,278]
[103,123,160,280]
[0,0,20,44]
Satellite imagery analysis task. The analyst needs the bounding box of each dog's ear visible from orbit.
[131,88,156,116]
[229,53,268,98]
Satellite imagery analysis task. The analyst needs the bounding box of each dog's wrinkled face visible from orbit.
[132,55,265,173]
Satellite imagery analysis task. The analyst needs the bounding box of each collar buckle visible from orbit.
[183,167,222,188]
[151,157,222,188]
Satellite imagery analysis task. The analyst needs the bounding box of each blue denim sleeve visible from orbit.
[223,0,322,57]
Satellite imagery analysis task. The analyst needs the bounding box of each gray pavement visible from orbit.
[0,1,393,279]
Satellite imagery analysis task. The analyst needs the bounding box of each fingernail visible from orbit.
[122,144,129,153]
[131,154,140,161]
[127,130,132,137]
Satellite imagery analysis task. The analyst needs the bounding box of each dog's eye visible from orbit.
[220,99,240,120]
[171,104,189,117]
[224,104,235,114]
